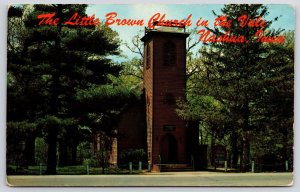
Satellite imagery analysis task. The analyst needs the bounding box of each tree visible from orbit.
[7,5,44,167]
[250,30,294,170]
[7,4,122,174]
[120,57,143,86]
[121,32,144,85]
[177,4,293,171]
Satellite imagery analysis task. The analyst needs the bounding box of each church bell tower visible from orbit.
[141,24,189,171]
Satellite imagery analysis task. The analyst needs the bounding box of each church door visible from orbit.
[160,134,178,163]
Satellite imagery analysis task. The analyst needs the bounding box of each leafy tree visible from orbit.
[250,30,294,169]
[119,57,143,86]
[121,32,144,86]
[177,4,293,171]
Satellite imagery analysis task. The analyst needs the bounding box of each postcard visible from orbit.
[6,3,294,186]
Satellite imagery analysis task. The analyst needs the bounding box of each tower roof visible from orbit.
[141,25,190,42]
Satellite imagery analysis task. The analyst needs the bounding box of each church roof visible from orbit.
[141,28,189,42]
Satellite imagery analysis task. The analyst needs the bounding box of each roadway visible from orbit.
[6,172,293,187]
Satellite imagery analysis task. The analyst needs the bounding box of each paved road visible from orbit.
[7,172,293,187]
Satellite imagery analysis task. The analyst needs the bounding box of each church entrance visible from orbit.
[160,134,178,163]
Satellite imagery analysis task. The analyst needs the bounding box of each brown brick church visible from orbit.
[107,25,205,171]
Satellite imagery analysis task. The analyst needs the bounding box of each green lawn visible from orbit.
[7,165,144,175]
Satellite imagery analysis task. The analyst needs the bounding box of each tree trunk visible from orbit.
[231,132,238,169]
[210,132,215,168]
[281,123,288,171]
[240,100,250,172]
[46,127,58,174]
[45,4,62,175]
[24,132,37,167]
[241,137,250,172]
[239,138,243,172]
[58,139,68,166]
[187,121,199,162]
[71,140,78,165]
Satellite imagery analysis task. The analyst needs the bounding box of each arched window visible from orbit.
[146,43,151,69]
[163,40,176,66]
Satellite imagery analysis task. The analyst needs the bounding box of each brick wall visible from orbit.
[117,100,147,163]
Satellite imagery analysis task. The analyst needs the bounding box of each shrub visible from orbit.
[119,149,145,164]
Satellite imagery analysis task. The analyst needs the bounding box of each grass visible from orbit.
[7,165,145,175]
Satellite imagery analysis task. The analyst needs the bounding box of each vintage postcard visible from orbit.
[6,4,294,186]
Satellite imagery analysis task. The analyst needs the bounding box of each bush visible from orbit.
[119,149,145,164]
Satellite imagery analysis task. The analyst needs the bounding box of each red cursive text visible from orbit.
[37,12,100,26]
[65,12,100,26]
[148,13,192,29]
[105,12,144,26]
[238,15,266,28]
[37,13,60,25]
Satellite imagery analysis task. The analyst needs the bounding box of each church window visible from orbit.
[163,40,176,66]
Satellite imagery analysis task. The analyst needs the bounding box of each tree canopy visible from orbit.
[7,4,138,174]
[177,4,293,171]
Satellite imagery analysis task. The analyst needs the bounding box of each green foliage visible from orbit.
[119,149,146,164]
[87,151,110,167]
[77,141,92,162]
[177,4,294,169]
[35,137,48,164]
[7,4,132,173]
[77,141,110,168]
[37,115,77,127]
[6,121,37,165]
[119,57,143,86]
[76,84,136,102]
[177,95,225,121]
[7,121,36,136]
